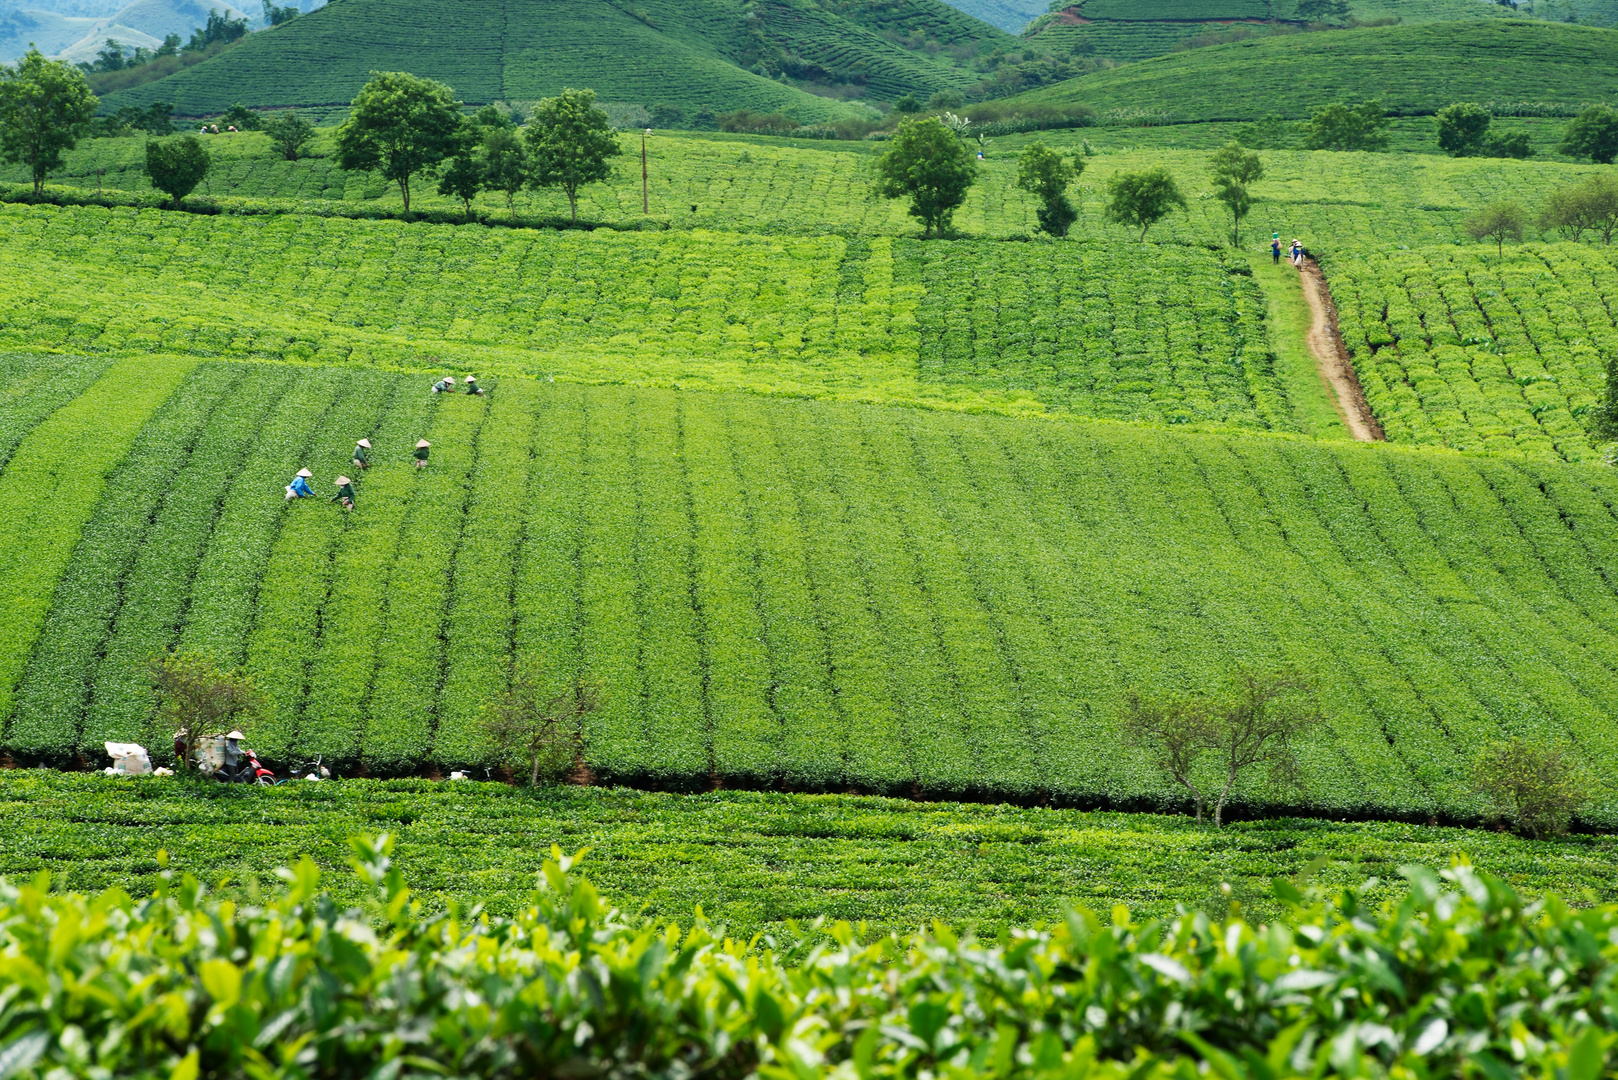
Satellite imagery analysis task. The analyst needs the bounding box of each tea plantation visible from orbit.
[7,354,1618,825]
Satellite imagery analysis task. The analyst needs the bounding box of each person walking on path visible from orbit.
[1291,238,1303,267]
[464,375,484,396]
[285,468,314,500]
[432,376,457,394]
[414,439,431,469]
[331,476,355,510]
[1271,234,1282,263]
[353,438,371,470]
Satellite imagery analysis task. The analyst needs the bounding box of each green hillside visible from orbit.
[1020,0,1521,64]
[97,0,1007,118]
[7,357,1618,825]
[1012,20,1618,121]
[0,203,1305,427]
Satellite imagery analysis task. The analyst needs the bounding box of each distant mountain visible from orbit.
[936,0,1047,34]
[1,0,250,63]
[99,0,1010,118]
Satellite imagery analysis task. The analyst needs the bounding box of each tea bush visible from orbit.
[3,833,1617,1080]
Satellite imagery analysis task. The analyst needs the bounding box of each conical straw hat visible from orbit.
[296,468,312,478]
[416,439,431,448]
[335,476,351,485]
[357,439,371,448]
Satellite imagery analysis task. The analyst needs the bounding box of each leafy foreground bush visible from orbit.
[3,837,1615,1079]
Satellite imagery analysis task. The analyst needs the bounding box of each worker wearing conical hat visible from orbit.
[414,439,431,470]
[353,438,372,470]
[431,376,457,394]
[464,375,484,396]
[285,467,314,500]
[331,475,355,509]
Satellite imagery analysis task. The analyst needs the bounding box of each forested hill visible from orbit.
[99,0,1011,118]
[1008,19,1618,121]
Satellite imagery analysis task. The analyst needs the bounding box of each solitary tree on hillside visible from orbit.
[1436,102,1492,157]
[1123,667,1322,828]
[1208,142,1262,246]
[1540,174,1618,245]
[149,651,264,772]
[1464,201,1527,255]
[336,71,463,212]
[1016,141,1081,237]
[144,134,211,207]
[477,660,603,786]
[0,48,99,196]
[873,116,977,238]
[437,147,483,222]
[1559,104,1618,164]
[262,109,314,160]
[1301,100,1388,152]
[525,87,621,223]
[1104,166,1185,241]
[1472,738,1592,839]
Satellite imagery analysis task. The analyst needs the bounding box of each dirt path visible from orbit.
[1298,258,1385,442]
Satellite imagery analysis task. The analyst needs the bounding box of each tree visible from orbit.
[479,124,529,214]
[437,141,482,221]
[335,71,463,212]
[872,116,977,238]
[148,651,264,772]
[1472,738,1592,839]
[1539,174,1618,244]
[1559,104,1618,164]
[262,109,314,160]
[477,661,603,786]
[892,94,921,114]
[1295,0,1348,20]
[1124,668,1322,828]
[185,9,248,51]
[1232,115,1295,151]
[1015,140,1081,237]
[524,87,621,223]
[1301,100,1389,152]
[1464,200,1527,255]
[1436,102,1491,157]
[144,134,210,207]
[1104,166,1185,241]
[1208,142,1263,245]
[262,0,299,25]
[0,48,99,196]
[222,103,262,131]
[1590,353,1618,441]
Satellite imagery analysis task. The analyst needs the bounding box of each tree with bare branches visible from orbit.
[148,651,263,772]
[478,661,603,786]
[1123,667,1322,827]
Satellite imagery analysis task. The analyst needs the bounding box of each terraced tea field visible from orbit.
[9,134,1603,244]
[0,203,1301,427]
[1325,243,1618,461]
[6,358,1618,826]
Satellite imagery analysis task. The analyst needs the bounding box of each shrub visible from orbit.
[478,661,600,785]
[148,651,264,771]
[1473,737,1592,838]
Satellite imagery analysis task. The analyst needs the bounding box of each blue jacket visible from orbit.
[289,476,314,497]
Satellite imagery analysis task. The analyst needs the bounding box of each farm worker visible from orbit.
[353,438,371,470]
[464,375,484,395]
[1291,239,1303,266]
[285,468,314,500]
[331,475,355,509]
[414,439,431,469]
[1270,234,1281,263]
[431,376,456,394]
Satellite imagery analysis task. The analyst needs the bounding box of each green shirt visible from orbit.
[414,447,430,461]
[332,483,355,502]
[354,445,368,463]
